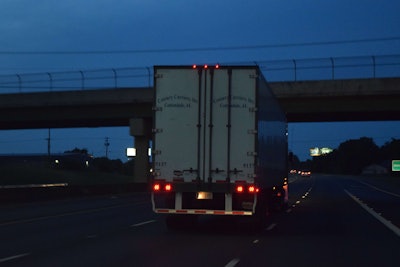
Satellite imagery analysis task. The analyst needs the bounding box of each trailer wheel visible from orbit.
[277,187,289,212]
[253,194,269,230]
[273,194,286,212]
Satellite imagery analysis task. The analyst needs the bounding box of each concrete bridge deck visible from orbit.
[0,77,399,130]
[269,77,400,122]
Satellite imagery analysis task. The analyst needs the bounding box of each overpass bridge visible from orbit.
[0,77,399,129]
[1,55,400,128]
[1,55,399,180]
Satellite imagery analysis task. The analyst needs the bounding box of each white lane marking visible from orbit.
[130,220,156,227]
[344,190,400,237]
[225,258,240,267]
[358,181,400,198]
[0,183,68,189]
[266,223,277,231]
[0,253,30,263]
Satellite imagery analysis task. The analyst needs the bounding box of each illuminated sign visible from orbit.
[392,160,400,171]
[126,148,136,157]
[310,147,333,157]
[126,148,152,157]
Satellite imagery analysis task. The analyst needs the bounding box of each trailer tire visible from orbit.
[253,194,269,230]
[271,187,288,213]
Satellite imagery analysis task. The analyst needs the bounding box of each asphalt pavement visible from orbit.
[0,174,399,267]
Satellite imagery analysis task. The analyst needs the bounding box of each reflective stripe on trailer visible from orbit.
[154,209,253,215]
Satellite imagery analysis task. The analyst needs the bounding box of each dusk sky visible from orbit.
[0,0,399,161]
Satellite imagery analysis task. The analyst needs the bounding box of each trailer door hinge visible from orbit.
[249,107,258,112]
[248,129,257,134]
[154,74,163,79]
[152,106,163,111]
[210,168,225,174]
[183,168,198,173]
[247,151,257,156]
[249,74,258,79]
[229,168,243,174]
[152,128,163,133]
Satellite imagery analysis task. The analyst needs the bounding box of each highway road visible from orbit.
[0,174,399,267]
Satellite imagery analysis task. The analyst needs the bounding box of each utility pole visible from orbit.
[104,137,110,158]
[46,128,51,157]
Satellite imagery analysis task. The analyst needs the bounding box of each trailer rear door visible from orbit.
[153,67,257,185]
[153,68,200,183]
[208,68,257,183]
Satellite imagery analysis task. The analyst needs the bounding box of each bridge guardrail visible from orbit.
[0,67,152,94]
[258,55,400,82]
[0,55,399,94]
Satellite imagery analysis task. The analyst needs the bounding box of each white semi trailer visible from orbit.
[151,65,288,228]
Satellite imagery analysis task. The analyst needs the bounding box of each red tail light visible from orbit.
[235,183,259,194]
[248,186,260,193]
[236,185,244,193]
[153,183,161,191]
[152,181,173,192]
[165,184,172,191]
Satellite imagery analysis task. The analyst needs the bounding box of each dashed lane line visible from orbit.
[0,253,30,263]
[130,220,156,227]
[266,223,277,231]
[223,184,312,267]
[225,258,240,267]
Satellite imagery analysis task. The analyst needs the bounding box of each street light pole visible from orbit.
[104,137,110,158]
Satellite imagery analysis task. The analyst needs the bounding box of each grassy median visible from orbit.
[0,163,135,186]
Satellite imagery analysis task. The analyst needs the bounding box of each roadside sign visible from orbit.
[392,160,400,171]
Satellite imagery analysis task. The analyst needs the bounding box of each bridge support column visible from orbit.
[133,136,150,183]
[129,118,152,184]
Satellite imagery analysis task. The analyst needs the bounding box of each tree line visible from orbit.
[292,137,400,175]
[62,148,134,175]
[65,137,400,176]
